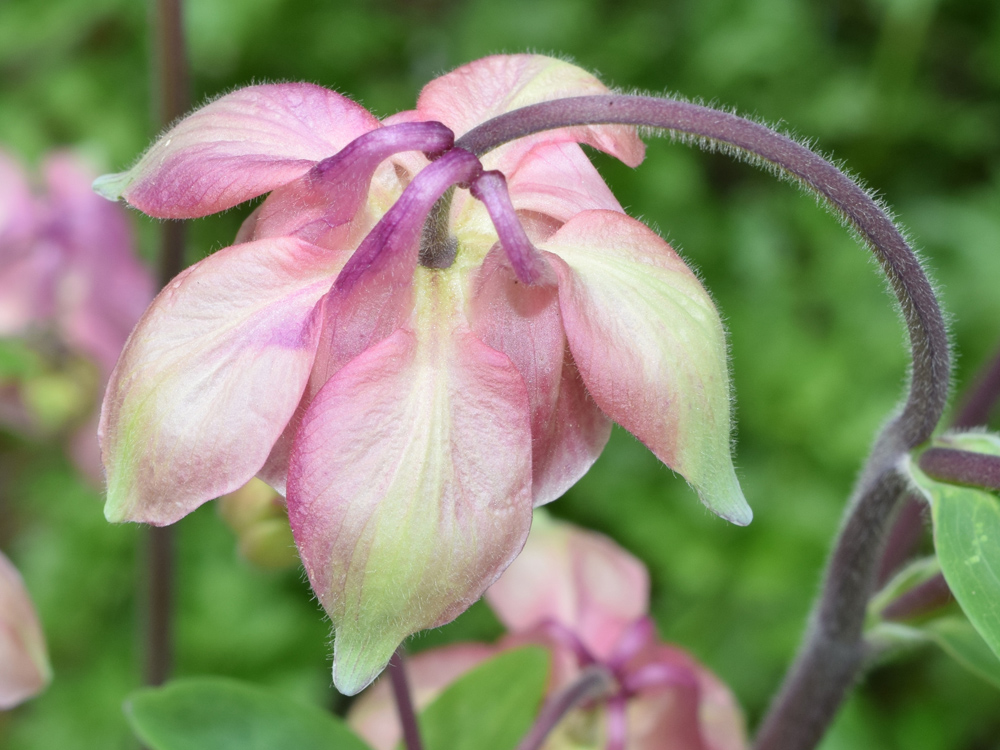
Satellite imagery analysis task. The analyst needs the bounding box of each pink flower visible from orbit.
[0,149,155,482]
[95,54,749,694]
[348,514,747,750]
[0,550,51,709]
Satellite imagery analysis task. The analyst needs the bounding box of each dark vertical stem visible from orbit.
[456,96,951,750]
[388,649,424,750]
[144,0,189,688]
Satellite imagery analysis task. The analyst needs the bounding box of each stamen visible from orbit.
[470,170,552,285]
[334,147,482,293]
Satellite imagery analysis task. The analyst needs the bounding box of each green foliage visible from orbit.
[418,647,550,750]
[908,434,1000,662]
[126,676,371,750]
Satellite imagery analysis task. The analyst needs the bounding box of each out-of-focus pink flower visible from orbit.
[348,514,747,750]
[0,149,155,482]
[95,54,748,694]
[0,550,51,709]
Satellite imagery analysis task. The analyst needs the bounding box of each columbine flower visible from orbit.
[348,513,747,750]
[95,54,749,694]
[0,550,51,709]
[0,149,154,481]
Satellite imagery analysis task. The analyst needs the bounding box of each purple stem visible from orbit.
[880,573,954,621]
[918,447,1000,490]
[515,666,614,750]
[388,649,424,750]
[457,95,950,750]
[469,171,551,284]
[145,0,190,689]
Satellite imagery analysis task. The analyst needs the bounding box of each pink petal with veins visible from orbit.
[415,55,644,168]
[94,84,379,218]
[542,211,750,526]
[470,248,609,506]
[507,141,623,222]
[287,320,533,695]
[100,236,346,525]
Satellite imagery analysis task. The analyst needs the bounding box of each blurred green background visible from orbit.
[2,0,1000,747]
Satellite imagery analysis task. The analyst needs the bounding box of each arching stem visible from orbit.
[457,95,951,750]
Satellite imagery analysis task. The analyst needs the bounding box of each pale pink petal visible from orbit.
[416,55,644,167]
[0,551,51,709]
[100,236,346,525]
[287,318,533,695]
[0,150,35,246]
[486,513,648,661]
[94,84,379,218]
[347,644,496,750]
[0,152,52,335]
[470,249,609,505]
[507,141,623,223]
[43,154,155,375]
[542,210,750,526]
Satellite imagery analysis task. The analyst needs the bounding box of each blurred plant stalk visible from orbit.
[144,0,190,689]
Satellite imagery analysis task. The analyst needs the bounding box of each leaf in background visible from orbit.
[419,646,550,750]
[125,676,371,750]
[908,433,1000,662]
[924,616,1000,690]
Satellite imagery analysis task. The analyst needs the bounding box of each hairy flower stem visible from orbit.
[515,667,614,750]
[458,95,950,750]
[388,649,424,750]
[144,0,190,688]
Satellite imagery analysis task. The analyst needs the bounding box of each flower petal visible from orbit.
[43,154,155,375]
[0,551,51,709]
[94,84,379,218]
[486,513,648,661]
[287,301,533,695]
[470,248,609,505]
[100,236,345,525]
[507,141,623,223]
[416,54,644,167]
[542,210,751,526]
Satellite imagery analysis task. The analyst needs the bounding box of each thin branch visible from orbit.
[919,447,1000,491]
[388,648,424,750]
[457,95,951,750]
[144,0,190,688]
[515,667,613,750]
[880,573,953,621]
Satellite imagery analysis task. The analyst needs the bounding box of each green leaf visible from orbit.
[419,646,550,750]
[924,616,1000,690]
[125,676,372,750]
[908,433,1000,662]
